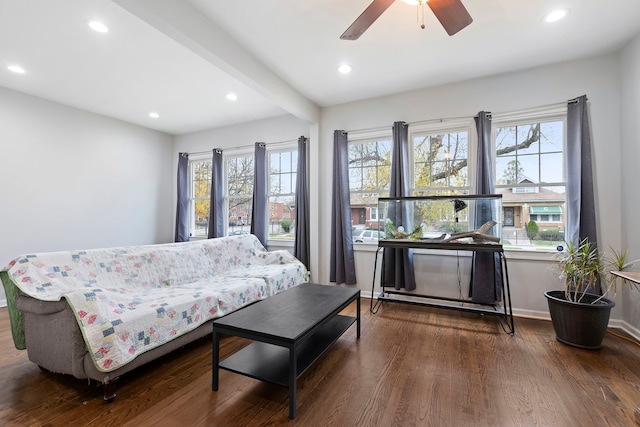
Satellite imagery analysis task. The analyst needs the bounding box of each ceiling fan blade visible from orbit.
[427,0,473,36]
[340,0,396,40]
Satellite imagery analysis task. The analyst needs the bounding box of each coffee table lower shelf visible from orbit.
[219,314,355,387]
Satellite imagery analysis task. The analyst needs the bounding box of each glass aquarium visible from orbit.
[377,195,503,248]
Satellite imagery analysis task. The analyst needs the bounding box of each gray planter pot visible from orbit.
[544,290,615,350]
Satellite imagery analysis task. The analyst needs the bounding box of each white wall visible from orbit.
[173,114,310,154]
[620,33,640,334]
[0,86,174,303]
[318,53,628,323]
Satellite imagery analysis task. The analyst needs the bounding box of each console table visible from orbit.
[212,283,360,419]
[371,239,514,334]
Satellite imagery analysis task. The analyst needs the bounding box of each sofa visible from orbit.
[1,234,309,400]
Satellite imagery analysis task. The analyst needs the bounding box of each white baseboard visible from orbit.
[613,320,640,341]
[363,293,640,340]
[511,308,550,321]
[0,299,6,308]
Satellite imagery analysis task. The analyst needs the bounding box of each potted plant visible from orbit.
[544,238,639,349]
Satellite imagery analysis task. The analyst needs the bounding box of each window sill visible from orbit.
[352,241,557,262]
[268,239,294,248]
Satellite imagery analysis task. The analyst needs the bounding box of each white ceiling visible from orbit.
[1,0,639,135]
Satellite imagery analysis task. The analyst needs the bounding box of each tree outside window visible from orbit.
[413,131,469,196]
[348,138,391,239]
[226,155,254,235]
[411,130,470,232]
[189,159,211,238]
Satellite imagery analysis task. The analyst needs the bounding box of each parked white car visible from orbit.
[352,229,385,243]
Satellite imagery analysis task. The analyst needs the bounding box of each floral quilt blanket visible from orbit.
[2,235,308,372]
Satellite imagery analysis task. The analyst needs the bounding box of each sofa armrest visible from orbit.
[17,295,89,379]
[17,295,69,315]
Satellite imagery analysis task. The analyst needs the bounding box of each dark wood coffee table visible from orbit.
[212,283,360,419]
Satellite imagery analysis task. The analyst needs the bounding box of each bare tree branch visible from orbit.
[496,123,540,156]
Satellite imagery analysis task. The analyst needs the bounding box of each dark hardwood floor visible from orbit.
[1,300,639,426]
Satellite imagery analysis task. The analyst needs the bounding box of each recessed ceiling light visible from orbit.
[544,9,568,23]
[338,64,352,74]
[149,112,159,119]
[88,20,109,33]
[7,65,25,74]
[400,0,419,5]
[226,93,238,101]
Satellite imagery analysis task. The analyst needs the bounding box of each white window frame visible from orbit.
[185,144,301,244]
[267,143,298,244]
[409,120,475,196]
[370,207,380,221]
[187,155,212,239]
[492,106,568,253]
[224,148,254,237]
[347,130,393,244]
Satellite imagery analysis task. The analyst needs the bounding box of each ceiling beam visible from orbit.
[112,0,320,124]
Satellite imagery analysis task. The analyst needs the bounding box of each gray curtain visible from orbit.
[566,95,597,246]
[470,112,502,303]
[251,142,268,246]
[294,136,310,270]
[566,95,599,292]
[330,130,356,284]
[175,152,189,242]
[382,121,416,291]
[207,149,225,238]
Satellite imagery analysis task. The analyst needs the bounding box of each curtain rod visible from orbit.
[185,138,301,157]
[345,97,584,135]
[345,115,472,135]
[490,99,580,118]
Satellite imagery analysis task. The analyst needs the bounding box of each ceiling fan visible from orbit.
[340,0,473,40]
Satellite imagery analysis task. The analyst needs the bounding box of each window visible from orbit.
[513,186,539,194]
[269,149,297,241]
[348,137,391,235]
[347,129,470,243]
[188,159,212,238]
[186,145,300,241]
[370,207,382,221]
[494,112,566,251]
[412,130,470,196]
[226,154,254,235]
[343,109,568,252]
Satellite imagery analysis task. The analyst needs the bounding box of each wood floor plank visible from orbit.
[1,301,639,426]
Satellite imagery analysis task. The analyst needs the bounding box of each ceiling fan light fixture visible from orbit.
[544,9,568,23]
[340,0,471,40]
